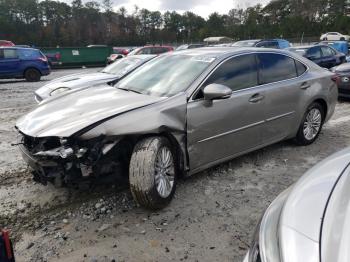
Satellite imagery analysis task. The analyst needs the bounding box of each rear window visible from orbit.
[295,60,307,76]
[321,46,336,57]
[307,47,322,59]
[18,49,40,59]
[257,53,297,84]
[256,41,279,49]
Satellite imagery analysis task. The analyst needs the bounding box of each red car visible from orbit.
[128,45,174,56]
[0,40,15,47]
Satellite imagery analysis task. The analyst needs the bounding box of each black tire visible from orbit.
[340,37,345,41]
[295,102,325,145]
[323,37,327,41]
[25,68,41,82]
[129,137,177,210]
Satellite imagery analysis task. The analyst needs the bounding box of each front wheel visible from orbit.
[295,102,324,145]
[129,137,177,210]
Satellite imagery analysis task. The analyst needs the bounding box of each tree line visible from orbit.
[0,0,350,47]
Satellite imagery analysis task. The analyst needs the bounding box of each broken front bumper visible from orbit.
[17,133,127,187]
[19,144,79,185]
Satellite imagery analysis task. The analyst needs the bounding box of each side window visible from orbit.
[138,48,152,55]
[321,46,335,57]
[257,53,297,84]
[295,60,307,76]
[3,49,18,59]
[306,47,322,59]
[203,54,258,92]
[152,47,163,54]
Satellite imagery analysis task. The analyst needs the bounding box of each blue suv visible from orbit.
[0,47,50,82]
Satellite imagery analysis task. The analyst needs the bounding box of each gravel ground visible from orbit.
[1,69,350,262]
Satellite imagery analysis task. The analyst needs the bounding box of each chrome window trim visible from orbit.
[196,111,295,144]
[188,51,310,102]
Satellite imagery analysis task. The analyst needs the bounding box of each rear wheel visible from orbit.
[340,37,345,41]
[25,68,41,82]
[129,137,177,210]
[295,102,324,145]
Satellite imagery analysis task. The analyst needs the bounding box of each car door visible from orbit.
[0,48,20,76]
[256,53,306,143]
[187,54,267,171]
[305,46,322,66]
[0,49,5,76]
[320,46,337,68]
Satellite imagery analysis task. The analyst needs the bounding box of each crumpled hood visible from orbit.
[16,85,164,137]
[35,72,118,100]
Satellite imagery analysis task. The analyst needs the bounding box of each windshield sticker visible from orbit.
[191,56,216,63]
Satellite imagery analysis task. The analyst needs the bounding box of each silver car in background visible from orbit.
[16,47,337,209]
[244,147,350,262]
[34,55,156,103]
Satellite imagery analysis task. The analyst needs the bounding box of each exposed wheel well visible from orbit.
[313,99,327,119]
[117,132,186,177]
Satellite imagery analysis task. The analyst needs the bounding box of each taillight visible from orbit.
[38,56,48,62]
[331,74,340,84]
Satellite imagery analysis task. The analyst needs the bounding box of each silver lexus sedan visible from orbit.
[34,55,156,103]
[244,147,350,262]
[15,47,337,209]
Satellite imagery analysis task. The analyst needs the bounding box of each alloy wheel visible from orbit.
[303,108,322,140]
[154,146,175,198]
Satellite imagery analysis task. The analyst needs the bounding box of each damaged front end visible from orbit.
[18,133,130,187]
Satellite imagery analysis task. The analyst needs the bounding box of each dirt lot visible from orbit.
[1,69,350,262]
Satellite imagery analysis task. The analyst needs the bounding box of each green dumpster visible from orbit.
[41,46,113,68]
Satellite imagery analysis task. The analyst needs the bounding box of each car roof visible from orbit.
[169,46,295,58]
[127,54,157,60]
[290,44,329,49]
[0,46,39,51]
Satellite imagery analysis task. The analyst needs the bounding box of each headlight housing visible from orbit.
[246,188,291,262]
[50,87,70,96]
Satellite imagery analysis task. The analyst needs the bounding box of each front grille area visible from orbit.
[339,88,350,95]
[22,134,61,153]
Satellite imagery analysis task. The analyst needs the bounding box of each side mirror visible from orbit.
[203,83,232,100]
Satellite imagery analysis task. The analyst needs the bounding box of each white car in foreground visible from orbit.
[244,147,350,262]
[320,32,350,41]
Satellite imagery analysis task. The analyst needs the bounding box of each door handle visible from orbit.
[249,93,265,103]
[300,82,311,90]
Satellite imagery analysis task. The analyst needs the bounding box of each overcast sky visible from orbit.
[60,0,270,18]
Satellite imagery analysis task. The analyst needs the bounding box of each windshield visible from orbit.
[176,45,188,51]
[116,54,215,97]
[128,48,142,56]
[102,57,143,76]
[232,41,258,47]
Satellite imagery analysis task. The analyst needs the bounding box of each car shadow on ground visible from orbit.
[0,79,50,84]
